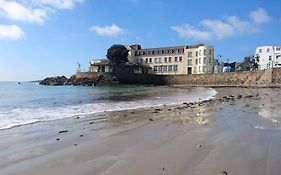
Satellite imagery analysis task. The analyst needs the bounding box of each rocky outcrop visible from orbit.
[39,76,68,86]
[40,75,119,86]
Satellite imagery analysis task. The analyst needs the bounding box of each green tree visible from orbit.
[106,45,129,64]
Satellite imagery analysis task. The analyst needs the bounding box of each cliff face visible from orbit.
[39,75,119,86]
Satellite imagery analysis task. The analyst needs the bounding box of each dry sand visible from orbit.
[1,87,281,175]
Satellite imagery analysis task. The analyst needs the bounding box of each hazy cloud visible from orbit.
[250,7,271,24]
[33,0,84,10]
[171,24,212,40]
[0,0,47,24]
[90,24,126,36]
[0,24,25,40]
[172,8,269,40]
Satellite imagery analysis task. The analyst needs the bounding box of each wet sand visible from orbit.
[1,87,281,175]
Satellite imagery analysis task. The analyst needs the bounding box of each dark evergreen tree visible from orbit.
[106,45,129,64]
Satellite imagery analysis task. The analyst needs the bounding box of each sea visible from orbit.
[0,82,217,130]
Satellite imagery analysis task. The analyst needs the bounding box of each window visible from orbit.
[155,58,158,63]
[158,66,163,72]
[259,49,262,53]
[196,51,198,56]
[203,57,207,64]
[154,66,158,72]
[175,57,178,62]
[136,58,139,63]
[168,57,172,62]
[168,65,173,71]
[159,58,162,63]
[199,66,201,72]
[164,57,168,62]
[209,49,212,55]
[179,56,183,62]
[188,52,192,58]
[209,57,212,64]
[163,66,167,71]
[269,56,272,61]
[173,65,178,71]
[203,66,207,73]
[196,59,198,65]
[204,49,206,55]
[199,58,201,64]
[194,67,197,73]
[152,51,155,55]
[276,47,281,51]
[145,58,148,63]
[199,50,201,55]
[188,59,192,65]
[267,48,270,52]
[149,58,152,63]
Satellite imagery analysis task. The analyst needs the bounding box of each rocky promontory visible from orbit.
[39,75,119,86]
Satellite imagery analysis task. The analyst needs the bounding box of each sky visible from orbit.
[0,0,280,81]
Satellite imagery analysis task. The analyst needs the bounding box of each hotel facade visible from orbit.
[255,46,281,70]
[126,43,215,75]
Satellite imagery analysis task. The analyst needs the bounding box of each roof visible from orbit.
[136,43,205,51]
[90,60,151,69]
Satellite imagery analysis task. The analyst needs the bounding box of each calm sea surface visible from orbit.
[0,82,217,130]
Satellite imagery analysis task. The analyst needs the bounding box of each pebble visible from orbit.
[222,170,228,175]
[59,130,68,134]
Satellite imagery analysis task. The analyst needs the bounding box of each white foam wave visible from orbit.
[0,88,217,130]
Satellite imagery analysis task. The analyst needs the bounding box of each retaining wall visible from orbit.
[75,68,281,87]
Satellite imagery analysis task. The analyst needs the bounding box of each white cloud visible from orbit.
[90,24,126,36]
[250,8,271,24]
[0,24,25,40]
[171,24,212,40]
[172,8,269,40]
[33,0,84,10]
[0,0,47,24]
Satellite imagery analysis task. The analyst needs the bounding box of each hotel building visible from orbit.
[126,43,215,75]
[255,46,281,70]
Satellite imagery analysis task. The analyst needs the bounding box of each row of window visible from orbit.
[153,65,178,72]
[135,48,185,56]
[138,56,183,64]
[259,47,281,53]
[193,66,211,73]
[187,49,212,57]
[268,54,281,61]
[137,56,212,65]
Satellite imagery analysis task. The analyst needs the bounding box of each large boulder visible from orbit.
[40,74,119,86]
[39,76,68,86]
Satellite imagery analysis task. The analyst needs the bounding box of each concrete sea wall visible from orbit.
[76,68,281,87]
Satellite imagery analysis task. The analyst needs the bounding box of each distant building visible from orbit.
[126,43,215,75]
[255,46,281,70]
[89,60,150,74]
[214,59,224,73]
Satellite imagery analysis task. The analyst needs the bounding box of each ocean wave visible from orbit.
[0,87,217,130]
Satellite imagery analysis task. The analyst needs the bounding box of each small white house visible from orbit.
[255,46,281,70]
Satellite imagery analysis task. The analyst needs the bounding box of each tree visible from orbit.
[106,45,129,64]
[241,55,260,71]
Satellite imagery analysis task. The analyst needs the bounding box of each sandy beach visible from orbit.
[1,87,281,175]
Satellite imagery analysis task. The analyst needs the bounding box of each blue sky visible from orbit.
[0,0,280,81]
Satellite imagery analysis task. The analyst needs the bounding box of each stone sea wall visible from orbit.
[75,68,281,87]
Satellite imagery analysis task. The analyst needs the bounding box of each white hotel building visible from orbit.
[127,43,215,75]
[255,46,281,70]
